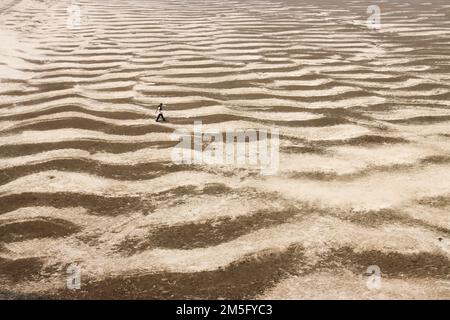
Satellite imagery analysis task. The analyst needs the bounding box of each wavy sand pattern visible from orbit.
[0,0,449,299]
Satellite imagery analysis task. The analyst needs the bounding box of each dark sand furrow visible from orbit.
[319,247,450,280]
[314,135,408,147]
[0,218,80,243]
[139,88,377,103]
[53,245,305,300]
[27,78,141,89]
[280,145,327,155]
[0,184,236,216]
[0,192,154,217]
[277,134,408,155]
[0,257,47,284]
[116,207,299,253]
[12,64,128,74]
[0,113,354,137]
[0,158,194,186]
[418,195,450,209]
[157,100,220,110]
[0,105,147,121]
[341,208,450,238]
[236,105,371,120]
[381,92,450,102]
[387,115,450,125]
[34,246,450,299]
[0,0,22,14]
[0,117,173,135]
[0,93,111,107]
[0,140,177,158]
[362,102,450,112]
[171,114,351,127]
[0,290,50,300]
[34,58,127,66]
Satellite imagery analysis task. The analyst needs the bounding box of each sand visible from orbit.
[0,0,449,299]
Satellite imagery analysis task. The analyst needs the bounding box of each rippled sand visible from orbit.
[0,0,449,299]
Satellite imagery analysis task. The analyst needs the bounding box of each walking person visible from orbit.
[155,103,166,122]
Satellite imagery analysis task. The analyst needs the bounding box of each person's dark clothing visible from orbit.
[155,104,166,122]
[156,113,166,122]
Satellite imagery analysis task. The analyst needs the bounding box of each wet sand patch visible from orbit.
[320,247,450,279]
[0,159,194,185]
[317,135,408,147]
[418,195,450,208]
[0,105,147,121]
[0,184,237,216]
[116,207,299,253]
[0,192,154,216]
[0,257,46,284]
[55,245,304,299]
[0,218,81,243]
[1,117,173,135]
[0,140,177,158]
